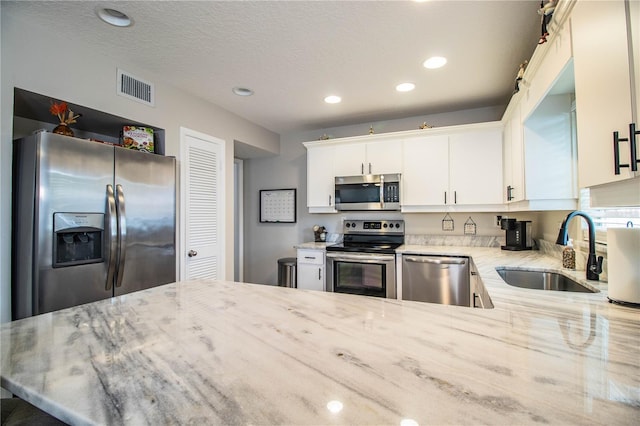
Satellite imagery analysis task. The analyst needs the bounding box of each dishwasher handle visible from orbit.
[403,256,467,265]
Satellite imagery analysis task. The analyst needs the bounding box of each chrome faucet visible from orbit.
[556,211,604,280]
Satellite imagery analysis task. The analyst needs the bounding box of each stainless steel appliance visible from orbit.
[326,219,404,298]
[402,255,470,306]
[500,218,533,251]
[334,174,401,211]
[12,132,176,320]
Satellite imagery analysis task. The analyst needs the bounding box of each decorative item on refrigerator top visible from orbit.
[122,126,154,153]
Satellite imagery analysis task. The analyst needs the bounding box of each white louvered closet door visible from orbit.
[181,128,225,280]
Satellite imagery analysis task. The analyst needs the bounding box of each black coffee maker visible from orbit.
[501,218,533,251]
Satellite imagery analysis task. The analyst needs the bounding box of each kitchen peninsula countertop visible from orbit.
[1,247,639,425]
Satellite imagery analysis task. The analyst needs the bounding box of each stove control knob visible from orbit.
[345,223,351,228]
[395,223,401,228]
[351,222,356,228]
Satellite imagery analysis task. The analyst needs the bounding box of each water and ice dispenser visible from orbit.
[53,213,104,267]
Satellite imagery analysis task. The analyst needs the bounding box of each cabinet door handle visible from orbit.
[454,191,457,204]
[507,185,513,201]
[614,131,629,175]
[368,163,372,174]
[630,123,639,172]
[361,163,364,175]
[318,267,322,280]
[444,192,447,204]
[329,195,332,206]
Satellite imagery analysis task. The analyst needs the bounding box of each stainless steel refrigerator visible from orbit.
[12,132,176,320]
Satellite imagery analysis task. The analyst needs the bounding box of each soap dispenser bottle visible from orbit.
[562,238,576,269]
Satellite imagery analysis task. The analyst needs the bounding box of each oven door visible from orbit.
[326,251,396,298]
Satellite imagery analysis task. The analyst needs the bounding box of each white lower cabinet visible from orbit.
[296,249,325,291]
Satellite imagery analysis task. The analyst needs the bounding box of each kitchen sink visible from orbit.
[495,268,598,293]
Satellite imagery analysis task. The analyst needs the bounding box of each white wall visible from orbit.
[0,8,279,322]
[243,106,527,286]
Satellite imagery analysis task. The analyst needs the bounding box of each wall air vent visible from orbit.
[117,68,155,107]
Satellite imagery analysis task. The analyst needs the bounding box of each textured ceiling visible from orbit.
[3,1,542,134]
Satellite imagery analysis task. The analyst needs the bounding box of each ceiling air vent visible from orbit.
[117,68,155,107]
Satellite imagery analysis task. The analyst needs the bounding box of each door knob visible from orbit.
[188,250,198,257]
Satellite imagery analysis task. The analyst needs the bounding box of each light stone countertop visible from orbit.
[1,246,639,425]
[294,241,336,250]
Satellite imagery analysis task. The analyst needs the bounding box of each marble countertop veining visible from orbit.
[1,246,639,425]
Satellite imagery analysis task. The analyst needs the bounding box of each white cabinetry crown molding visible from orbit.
[302,121,503,149]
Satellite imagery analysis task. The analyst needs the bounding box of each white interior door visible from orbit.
[180,127,225,280]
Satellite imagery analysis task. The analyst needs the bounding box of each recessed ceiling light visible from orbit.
[396,83,416,92]
[324,95,342,104]
[96,8,132,27]
[423,56,447,69]
[232,87,254,96]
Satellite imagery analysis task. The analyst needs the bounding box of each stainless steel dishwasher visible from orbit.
[402,255,470,306]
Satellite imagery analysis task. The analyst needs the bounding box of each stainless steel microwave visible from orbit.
[334,174,401,211]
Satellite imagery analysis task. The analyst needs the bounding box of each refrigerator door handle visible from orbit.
[115,184,127,288]
[106,185,118,291]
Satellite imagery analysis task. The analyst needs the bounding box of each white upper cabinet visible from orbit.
[333,139,403,176]
[449,127,503,206]
[364,139,403,175]
[503,101,525,203]
[402,123,504,212]
[572,0,638,187]
[306,144,336,213]
[402,135,449,206]
[332,143,366,176]
[304,123,504,214]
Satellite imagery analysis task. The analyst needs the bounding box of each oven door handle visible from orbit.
[326,252,394,262]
